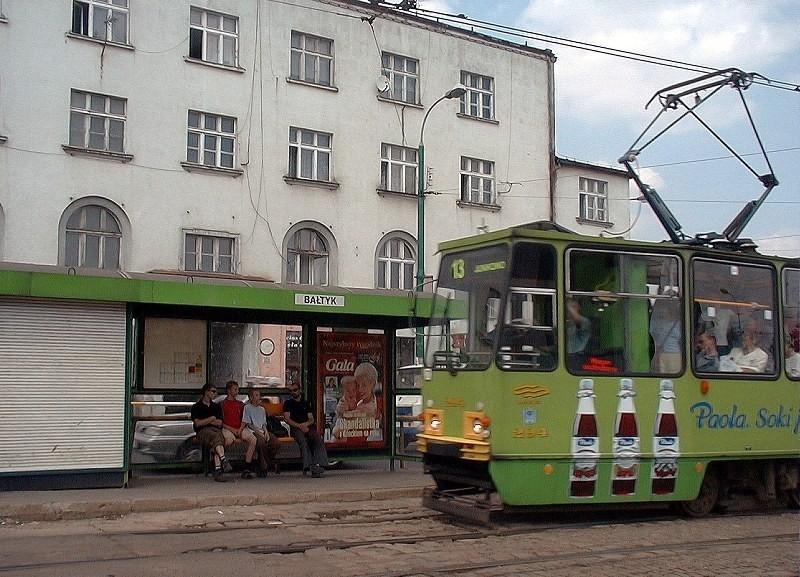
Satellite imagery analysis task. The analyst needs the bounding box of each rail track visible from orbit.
[0,498,796,576]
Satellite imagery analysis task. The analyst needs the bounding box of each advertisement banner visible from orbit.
[317,331,386,449]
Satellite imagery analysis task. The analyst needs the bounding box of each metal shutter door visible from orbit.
[0,298,127,472]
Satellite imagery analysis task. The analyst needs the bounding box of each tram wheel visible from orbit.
[679,467,721,517]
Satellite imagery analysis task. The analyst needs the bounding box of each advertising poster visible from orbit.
[317,331,386,449]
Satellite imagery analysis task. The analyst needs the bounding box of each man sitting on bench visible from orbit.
[220,380,258,479]
[242,388,282,477]
[283,384,329,478]
[190,383,231,482]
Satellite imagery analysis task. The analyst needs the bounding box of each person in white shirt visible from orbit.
[721,321,768,373]
[242,389,281,477]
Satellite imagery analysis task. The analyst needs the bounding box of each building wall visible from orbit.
[554,162,631,236]
[0,0,625,288]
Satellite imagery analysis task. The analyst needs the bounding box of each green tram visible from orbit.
[417,222,799,521]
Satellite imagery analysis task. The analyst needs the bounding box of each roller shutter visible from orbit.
[0,297,126,473]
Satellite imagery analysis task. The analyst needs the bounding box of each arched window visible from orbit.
[286,228,329,285]
[376,233,416,290]
[61,202,125,269]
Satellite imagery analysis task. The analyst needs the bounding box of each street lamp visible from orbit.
[416,86,466,294]
[415,86,466,361]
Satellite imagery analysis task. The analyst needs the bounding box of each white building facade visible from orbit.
[0,0,628,287]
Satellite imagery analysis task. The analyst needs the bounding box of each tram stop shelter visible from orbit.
[0,263,432,490]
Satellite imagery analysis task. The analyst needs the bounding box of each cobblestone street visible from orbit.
[1,496,797,576]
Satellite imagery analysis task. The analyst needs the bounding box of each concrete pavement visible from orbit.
[0,460,431,523]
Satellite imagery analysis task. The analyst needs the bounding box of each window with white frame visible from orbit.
[187,111,236,169]
[460,71,494,120]
[69,90,126,153]
[380,143,417,195]
[189,7,238,67]
[184,232,235,274]
[64,205,121,269]
[289,127,331,181]
[579,177,608,222]
[377,236,415,290]
[286,228,328,286]
[460,157,495,205]
[290,31,333,86]
[72,0,129,44]
[380,52,418,104]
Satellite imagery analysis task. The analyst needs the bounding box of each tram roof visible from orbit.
[0,262,433,326]
[437,221,799,266]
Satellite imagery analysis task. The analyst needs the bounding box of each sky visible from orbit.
[414,0,800,257]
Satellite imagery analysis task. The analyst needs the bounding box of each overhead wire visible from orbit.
[407,6,800,93]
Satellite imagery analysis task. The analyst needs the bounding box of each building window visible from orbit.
[290,31,333,86]
[380,143,417,195]
[460,157,495,205]
[187,111,236,169]
[377,236,415,290]
[460,71,494,120]
[579,177,608,222]
[189,7,238,67]
[184,232,235,274]
[287,228,328,285]
[64,205,121,269]
[72,0,129,44]
[68,90,126,153]
[380,52,418,104]
[289,127,331,181]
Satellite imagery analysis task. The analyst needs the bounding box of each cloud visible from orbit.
[516,0,800,129]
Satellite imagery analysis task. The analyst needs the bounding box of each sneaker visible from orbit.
[272,463,280,475]
[221,457,233,473]
[256,469,268,478]
[302,467,310,476]
[241,469,254,479]
[213,469,227,483]
[311,464,323,478]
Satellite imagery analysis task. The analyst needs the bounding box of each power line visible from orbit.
[404,5,800,93]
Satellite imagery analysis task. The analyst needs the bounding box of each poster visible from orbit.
[317,331,386,449]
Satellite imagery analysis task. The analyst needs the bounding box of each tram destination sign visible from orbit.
[295,293,345,307]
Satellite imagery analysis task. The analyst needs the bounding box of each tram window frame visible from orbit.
[691,258,778,377]
[782,267,799,380]
[566,248,683,377]
[425,242,557,373]
[496,287,557,371]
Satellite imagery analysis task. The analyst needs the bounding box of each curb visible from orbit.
[0,486,427,523]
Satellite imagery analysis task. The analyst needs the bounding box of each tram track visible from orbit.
[0,501,795,575]
[359,532,799,577]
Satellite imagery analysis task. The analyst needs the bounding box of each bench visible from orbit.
[193,401,300,474]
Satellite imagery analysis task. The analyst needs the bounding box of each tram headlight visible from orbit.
[424,409,444,436]
[464,411,491,440]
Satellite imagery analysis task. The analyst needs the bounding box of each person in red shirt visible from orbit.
[220,380,258,478]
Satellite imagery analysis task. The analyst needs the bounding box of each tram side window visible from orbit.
[692,259,777,375]
[567,249,682,376]
[782,268,799,379]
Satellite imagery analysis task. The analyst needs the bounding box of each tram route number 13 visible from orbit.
[513,427,549,438]
[452,259,466,279]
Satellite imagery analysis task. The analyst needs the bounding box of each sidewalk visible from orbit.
[0,460,431,522]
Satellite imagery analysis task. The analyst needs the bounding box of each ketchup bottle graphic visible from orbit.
[570,379,599,498]
[651,379,679,495]
[611,378,639,496]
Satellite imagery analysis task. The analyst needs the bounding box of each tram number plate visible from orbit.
[513,427,549,438]
[426,441,461,457]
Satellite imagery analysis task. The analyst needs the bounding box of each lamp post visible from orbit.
[416,86,466,294]
[415,86,466,361]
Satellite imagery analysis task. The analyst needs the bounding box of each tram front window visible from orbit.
[425,242,557,372]
[425,244,509,371]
